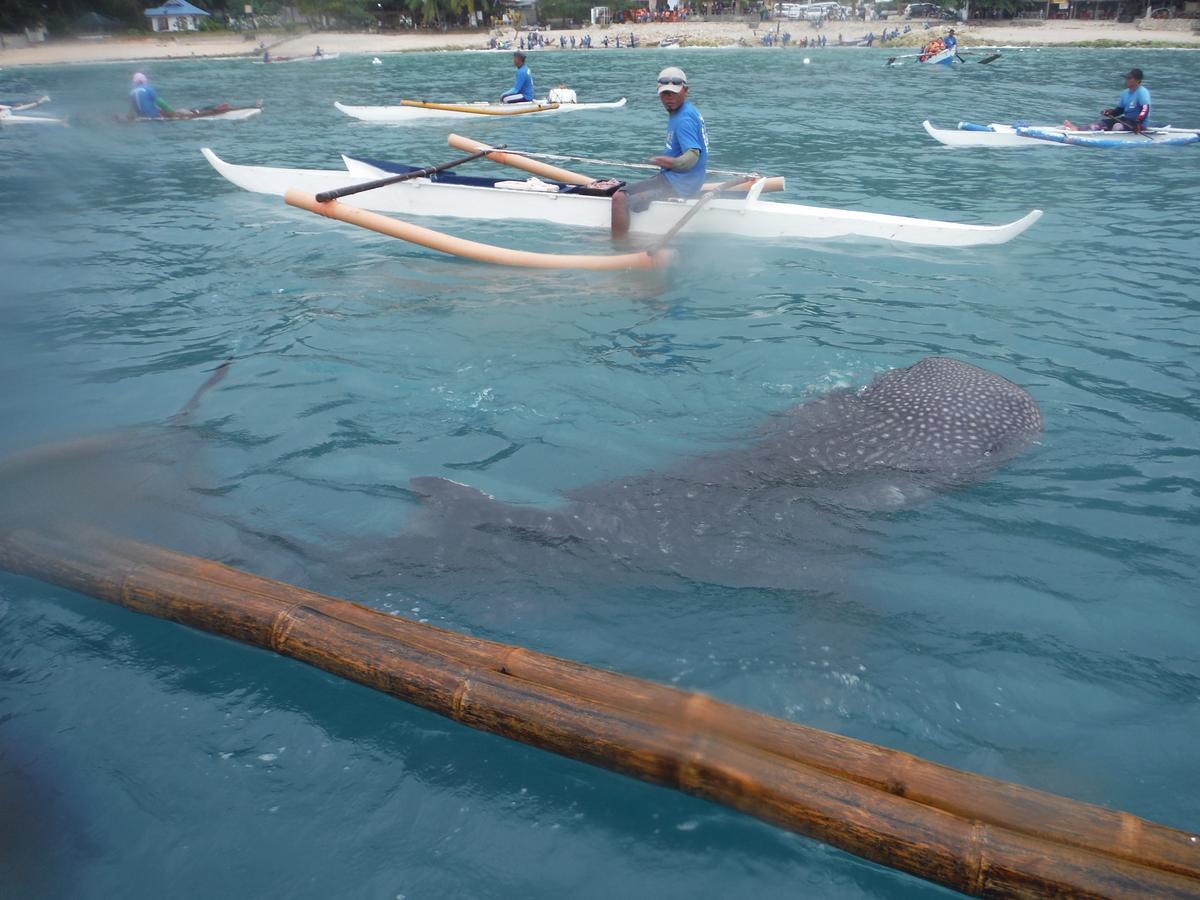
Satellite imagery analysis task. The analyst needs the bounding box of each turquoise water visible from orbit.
[2,46,1198,897]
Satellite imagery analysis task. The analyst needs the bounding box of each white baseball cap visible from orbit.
[657,67,687,94]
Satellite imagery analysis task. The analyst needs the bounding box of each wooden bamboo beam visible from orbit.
[1,527,1197,899]
[66,528,1199,883]
[284,189,667,271]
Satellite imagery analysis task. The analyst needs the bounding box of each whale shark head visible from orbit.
[767,357,1044,507]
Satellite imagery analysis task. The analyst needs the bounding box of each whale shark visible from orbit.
[0,357,1042,593]
[389,357,1044,590]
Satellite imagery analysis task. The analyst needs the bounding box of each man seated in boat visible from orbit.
[943,28,957,51]
[547,83,577,104]
[611,67,708,237]
[501,50,535,104]
[129,72,187,119]
[1064,68,1150,133]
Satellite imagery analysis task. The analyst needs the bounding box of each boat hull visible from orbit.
[258,53,340,63]
[200,148,1041,248]
[923,119,1200,148]
[923,48,958,66]
[335,98,626,123]
[0,110,67,126]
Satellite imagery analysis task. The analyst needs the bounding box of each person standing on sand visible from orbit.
[500,50,534,103]
[610,66,709,237]
[1065,68,1151,133]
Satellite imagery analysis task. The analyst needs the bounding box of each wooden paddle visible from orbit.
[651,176,757,255]
[314,146,505,203]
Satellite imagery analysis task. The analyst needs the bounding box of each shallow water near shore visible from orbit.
[2,47,1198,898]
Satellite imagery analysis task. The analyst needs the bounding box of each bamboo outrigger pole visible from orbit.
[284,189,668,271]
[1,527,1197,899]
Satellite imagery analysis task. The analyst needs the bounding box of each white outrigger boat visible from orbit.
[0,95,67,126]
[335,98,626,123]
[124,103,263,123]
[201,145,1041,247]
[923,120,1200,149]
[258,52,340,63]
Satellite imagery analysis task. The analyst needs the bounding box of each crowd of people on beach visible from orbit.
[489,31,640,51]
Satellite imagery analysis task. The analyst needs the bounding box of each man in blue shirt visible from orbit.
[1101,68,1151,131]
[1067,68,1151,133]
[943,28,957,50]
[611,66,709,236]
[129,72,180,119]
[501,50,534,103]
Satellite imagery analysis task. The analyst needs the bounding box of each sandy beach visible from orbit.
[1,18,1197,68]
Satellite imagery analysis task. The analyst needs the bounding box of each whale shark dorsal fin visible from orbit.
[409,476,495,509]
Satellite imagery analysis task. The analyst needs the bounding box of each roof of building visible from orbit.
[144,0,211,18]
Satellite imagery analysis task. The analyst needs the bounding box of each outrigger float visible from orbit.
[202,134,1042,253]
[924,119,1200,149]
[335,98,626,123]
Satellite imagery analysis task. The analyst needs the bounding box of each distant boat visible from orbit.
[258,52,340,64]
[334,98,626,123]
[121,101,264,123]
[0,95,66,126]
[924,119,1200,149]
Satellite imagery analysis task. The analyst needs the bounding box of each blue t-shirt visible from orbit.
[660,101,709,196]
[943,34,957,49]
[508,65,534,101]
[1116,84,1151,122]
[130,85,161,118]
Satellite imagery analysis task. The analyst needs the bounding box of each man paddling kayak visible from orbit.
[1065,68,1151,133]
[129,72,188,119]
[501,50,535,103]
[611,66,709,237]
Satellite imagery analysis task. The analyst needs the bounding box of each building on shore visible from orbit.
[143,0,211,33]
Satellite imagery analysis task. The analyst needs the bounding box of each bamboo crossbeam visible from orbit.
[1,527,1197,899]
[447,133,786,195]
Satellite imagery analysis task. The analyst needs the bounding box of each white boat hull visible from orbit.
[192,107,263,121]
[200,148,1041,248]
[335,98,626,123]
[923,119,1200,148]
[0,110,67,126]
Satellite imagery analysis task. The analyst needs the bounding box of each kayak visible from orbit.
[201,147,1042,248]
[124,102,264,123]
[924,119,1200,148]
[335,98,626,123]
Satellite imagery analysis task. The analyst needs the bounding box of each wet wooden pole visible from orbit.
[1,527,1197,898]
